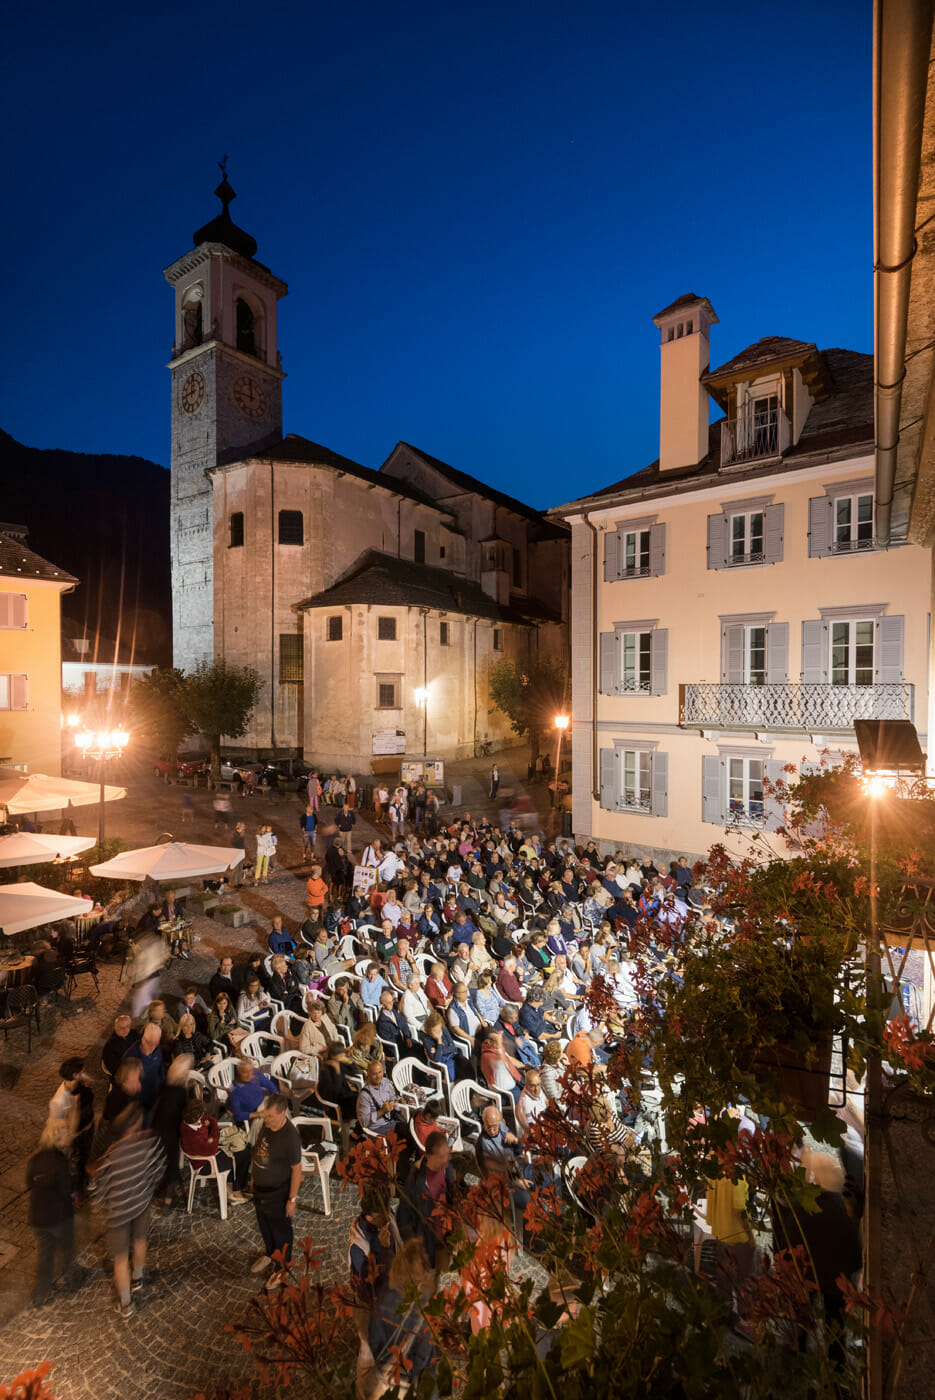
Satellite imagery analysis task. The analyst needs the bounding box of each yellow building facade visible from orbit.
[0,526,76,775]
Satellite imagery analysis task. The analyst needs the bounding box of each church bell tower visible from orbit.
[164,168,287,670]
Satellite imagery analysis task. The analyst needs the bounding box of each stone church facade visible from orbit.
[165,180,568,769]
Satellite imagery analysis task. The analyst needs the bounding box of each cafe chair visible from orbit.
[2,986,41,1052]
[64,953,100,1001]
[293,1115,338,1216]
[181,1150,230,1220]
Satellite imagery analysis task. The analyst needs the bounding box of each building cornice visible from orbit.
[166,340,286,381]
[163,243,288,297]
[557,452,875,524]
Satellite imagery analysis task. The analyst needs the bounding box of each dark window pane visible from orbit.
[378,683,396,708]
[327,616,343,642]
[378,617,396,641]
[440,621,449,646]
[229,512,244,548]
[414,530,425,564]
[278,510,303,546]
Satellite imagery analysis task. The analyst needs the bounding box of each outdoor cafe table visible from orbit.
[0,951,36,987]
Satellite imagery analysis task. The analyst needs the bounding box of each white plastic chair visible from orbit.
[182,1152,230,1219]
[240,1030,284,1065]
[337,933,361,961]
[391,1056,446,1110]
[270,1049,317,1101]
[450,1079,502,1142]
[354,959,374,977]
[414,953,436,977]
[271,1008,307,1041]
[293,1115,338,1215]
[207,1056,241,1103]
[409,1113,463,1153]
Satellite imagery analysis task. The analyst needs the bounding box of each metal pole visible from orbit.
[865,798,883,1400]
[98,759,106,848]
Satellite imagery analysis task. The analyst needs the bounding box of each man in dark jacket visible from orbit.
[209,956,240,1004]
[102,1014,141,1078]
[376,990,413,1054]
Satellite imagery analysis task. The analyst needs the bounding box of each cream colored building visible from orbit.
[552,294,930,863]
[0,525,76,775]
[167,183,568,769]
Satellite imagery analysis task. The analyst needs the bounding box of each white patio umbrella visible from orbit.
[89,841,244,883]
[0,832,97,868]
[0,768,126,814]
[0,882,93,937]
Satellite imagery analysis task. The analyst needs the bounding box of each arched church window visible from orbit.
[181,288,203,351]
[236,298,258,356]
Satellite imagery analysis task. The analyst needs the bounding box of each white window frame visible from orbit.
[727,756,765,825]
[728,510,765,566]
[622,528,650,578]
[832,492,874,554]
[0,594,27,629]
[617,748,653,812]
[0,674,28,710]
[744,625,767,685]
[620,629,652,693]
[830,617,875,687]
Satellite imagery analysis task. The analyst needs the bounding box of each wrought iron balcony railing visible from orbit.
[720,406,791,468]
[681,682,914,731]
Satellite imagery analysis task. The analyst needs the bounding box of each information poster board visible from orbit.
[352,864,378,897]
[400,759,446,787]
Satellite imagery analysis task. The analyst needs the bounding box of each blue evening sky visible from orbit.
[1,0,869,508]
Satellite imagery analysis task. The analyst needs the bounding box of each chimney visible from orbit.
[651,294,717,472]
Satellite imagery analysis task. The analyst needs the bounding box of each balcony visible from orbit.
[681,682,914,732]
[720,406,791,468]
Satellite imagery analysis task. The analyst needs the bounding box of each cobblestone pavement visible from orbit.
[0,746,550,1396]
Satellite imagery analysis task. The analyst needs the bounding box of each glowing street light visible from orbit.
[75,727,130,844]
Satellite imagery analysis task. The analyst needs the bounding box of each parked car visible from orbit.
[153,754,209,782]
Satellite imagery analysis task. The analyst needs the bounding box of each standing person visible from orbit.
[345,773,356,809]
[389,793,407,843]
[374,783,389,823]
[255,826,272,885]
[88,1103,165,1319]
[489,765,500,800]
[28,1119,79,1308]
[306,771,321,813]
[305,864,329,917]
[336,802,356,858]
[230,821,247,887]
[300,805,317,861]
[121,1023,166,1114]
[249,1095,303,1289]
[49,1058,94,1196]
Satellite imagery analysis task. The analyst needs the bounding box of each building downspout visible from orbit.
[873,0,935,545]
[583,512,600,800]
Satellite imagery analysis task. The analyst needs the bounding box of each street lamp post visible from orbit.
[554,714,569,824]
[74,728,129,846]
[414,687,429,757]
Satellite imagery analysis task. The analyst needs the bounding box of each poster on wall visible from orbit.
[372,730,406,756]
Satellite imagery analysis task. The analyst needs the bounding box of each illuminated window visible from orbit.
[279,635,303,684]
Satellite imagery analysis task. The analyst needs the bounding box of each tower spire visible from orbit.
[192,159,258,259]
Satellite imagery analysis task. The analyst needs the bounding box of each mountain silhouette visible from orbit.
[0,429,171,665]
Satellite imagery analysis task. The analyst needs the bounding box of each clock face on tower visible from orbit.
[180,371,205,414]
[232,374,268,421]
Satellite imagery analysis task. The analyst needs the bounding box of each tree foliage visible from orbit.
[131,667,196,759]
[183,659,263,775]
[488,657,569,749]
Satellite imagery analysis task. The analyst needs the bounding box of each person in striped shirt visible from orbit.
[88,1102,165,1319]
